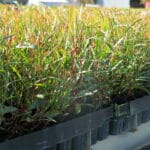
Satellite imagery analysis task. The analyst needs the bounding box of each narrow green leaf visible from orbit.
[0,104,17,115]
[44,112,60,122]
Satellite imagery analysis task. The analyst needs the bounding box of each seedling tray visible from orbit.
[0,107,113,150]
[0,95,149,150]
[110,95,150,135]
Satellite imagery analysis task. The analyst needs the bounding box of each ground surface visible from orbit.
[92,121,150,150]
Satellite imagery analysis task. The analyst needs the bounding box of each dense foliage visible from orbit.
[0,6,150,140]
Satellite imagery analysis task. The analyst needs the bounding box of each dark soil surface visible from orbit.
[111,90,148,104]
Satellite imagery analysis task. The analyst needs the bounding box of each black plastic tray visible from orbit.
[0,95,149,150]
[0,107,113,150]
